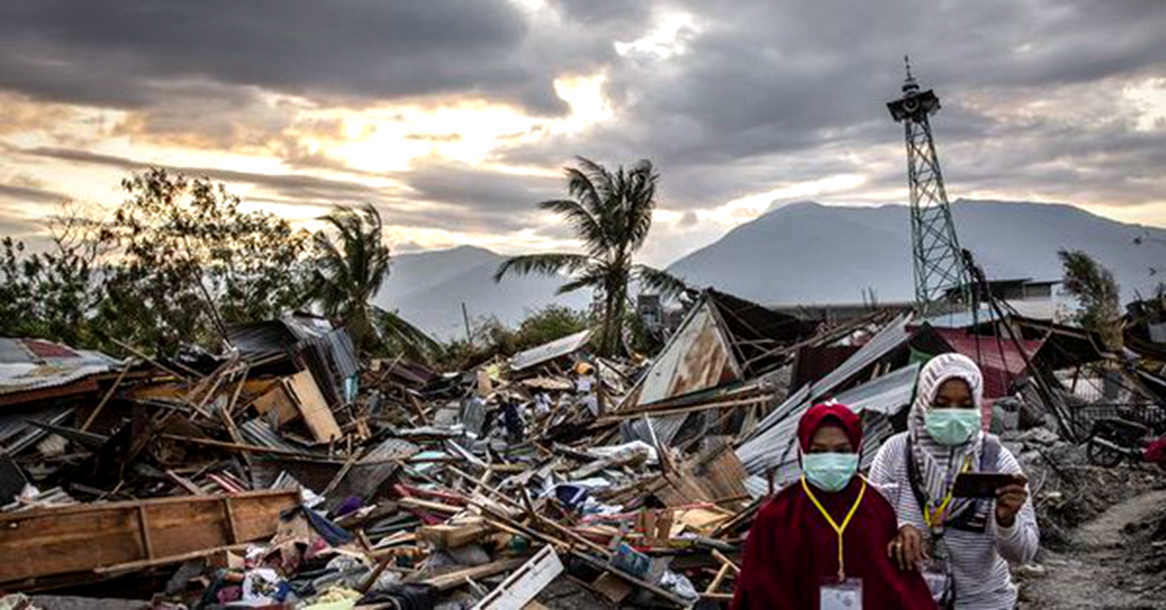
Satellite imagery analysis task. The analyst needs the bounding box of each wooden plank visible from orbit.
[137,505,154,559]
[160,433,345,461]
[81,362,132,431]
[418,519,494,550]
[284,372,342,442]
[166,470,203,495]
[222,497,238,544]
[422,556,530,591]
[0,490,296,584]
[94,542,252,575]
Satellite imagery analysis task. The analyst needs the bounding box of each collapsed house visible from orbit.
[0,282,1163,609]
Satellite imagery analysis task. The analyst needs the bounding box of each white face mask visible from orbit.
[802,452,859,492]
[924,409,981,445]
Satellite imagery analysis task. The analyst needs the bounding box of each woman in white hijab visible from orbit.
[870,353,1038,609]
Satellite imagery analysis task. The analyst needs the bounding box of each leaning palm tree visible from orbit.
[494,157,688,356]
[309,203,439,359]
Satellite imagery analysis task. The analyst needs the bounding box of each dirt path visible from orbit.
[1024,488,1166,609]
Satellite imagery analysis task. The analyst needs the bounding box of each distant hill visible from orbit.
[373,245,590,340]
[375,200,1165,339]
[667,199,1166,304]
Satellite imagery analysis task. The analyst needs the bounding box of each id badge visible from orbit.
[820,577,862,610]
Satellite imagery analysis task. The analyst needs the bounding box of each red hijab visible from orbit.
[731,404,936,610]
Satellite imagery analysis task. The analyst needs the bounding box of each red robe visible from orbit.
[730,477,936,610]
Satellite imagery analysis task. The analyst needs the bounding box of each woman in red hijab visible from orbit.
[731,403,935,610]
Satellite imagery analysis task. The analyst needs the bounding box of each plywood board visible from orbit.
[284,371,341,442]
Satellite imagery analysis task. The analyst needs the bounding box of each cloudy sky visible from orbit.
[1,0,1164,266]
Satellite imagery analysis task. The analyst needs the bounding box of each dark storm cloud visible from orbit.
[0,183,71,205]
[2,0,1164,242]
[401,163,561,213]
[498,0,1166,215]
[20,147,384,202]
[0,0,573,114]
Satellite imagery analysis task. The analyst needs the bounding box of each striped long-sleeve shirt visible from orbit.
[870,432,1039,609]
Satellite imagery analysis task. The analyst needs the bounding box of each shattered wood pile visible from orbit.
[0,291,1153,608]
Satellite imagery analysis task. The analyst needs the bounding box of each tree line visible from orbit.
[1,157,685,367]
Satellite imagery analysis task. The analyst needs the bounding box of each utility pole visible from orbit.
[461,302,473,346]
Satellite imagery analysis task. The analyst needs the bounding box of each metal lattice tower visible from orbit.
[886,57,969,314]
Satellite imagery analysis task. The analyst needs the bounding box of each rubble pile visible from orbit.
[0,287,1162,609]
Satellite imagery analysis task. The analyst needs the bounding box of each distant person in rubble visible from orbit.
[500,394,525,442]
[573,361,599,417]
[871,353,1038,609]
[731,403,936,610]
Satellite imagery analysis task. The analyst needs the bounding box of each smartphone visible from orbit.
[951,473,1023,498]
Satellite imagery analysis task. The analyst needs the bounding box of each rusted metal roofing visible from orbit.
[0,338,122,400]
[633,299,738,408]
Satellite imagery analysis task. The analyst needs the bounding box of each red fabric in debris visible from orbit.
[796,402,863,452]
[1144,437,1166,464]
[730,476,936,610]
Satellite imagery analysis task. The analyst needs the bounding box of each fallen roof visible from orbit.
[0,338,122,403]
[621,289,818,410]
[741,313,913,445]
[509,328,593,371]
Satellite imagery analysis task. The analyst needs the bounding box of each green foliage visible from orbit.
[494,156,687,357]
[1058,249,1122,349]
[306,203,390,351]
[93,168,312,353]
[306,203,439,362]
[436,305,591,371]
[516,304,590,349]
[0,206,104,346]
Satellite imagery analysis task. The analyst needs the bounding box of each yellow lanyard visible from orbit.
[923,455,973,529]
[802,476,867,582]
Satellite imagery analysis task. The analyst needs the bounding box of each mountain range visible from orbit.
[372,245,590,341]
[376,200,1166,339]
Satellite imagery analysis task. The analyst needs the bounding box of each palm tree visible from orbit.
[494,157,688,356]
[309,203,439,359]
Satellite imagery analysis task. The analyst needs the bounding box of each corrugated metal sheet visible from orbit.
[933,328,1043,398]
[736,315,913,476]
[622,412,690,446]
[510,329,593,371]
[239,418,318,454]
[362,437,421,462]
[918,307,1001,330]
[743,314,912,443]
[635,301,738,407]
[0,405,74,454]
[0,339,121,397]
[831,363,920,415]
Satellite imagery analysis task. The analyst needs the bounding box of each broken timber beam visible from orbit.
[0,489,298,585]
